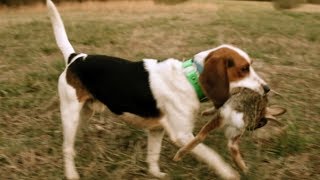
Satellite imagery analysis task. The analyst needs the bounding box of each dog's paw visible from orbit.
[241,165,249,174]
[218,167,240,180]
[65,168,80,180]
[66,172,79,180]
[149,170,168,179]
[225,172,240,180]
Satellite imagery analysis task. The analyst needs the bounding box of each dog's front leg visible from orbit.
[147,128,166,178]
[227,134,248,173]
[173,112,221,161]
[160,115,239,180]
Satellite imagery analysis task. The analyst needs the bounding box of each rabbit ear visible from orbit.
[264,114,276,120]
[263,115,285,127]
[266,106,287,117]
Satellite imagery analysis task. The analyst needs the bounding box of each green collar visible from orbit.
[182,59,207,102]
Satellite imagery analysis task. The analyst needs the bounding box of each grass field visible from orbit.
[0,0,319,179]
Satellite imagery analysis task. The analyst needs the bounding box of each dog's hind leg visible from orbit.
[58,71,84,180]
[147,128,166,178]
[61,102,83,180]
[78,101,95,135]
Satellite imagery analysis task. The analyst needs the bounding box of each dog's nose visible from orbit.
[263,84,270,94]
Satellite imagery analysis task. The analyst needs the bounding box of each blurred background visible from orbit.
[1,0,320,8]
[0,0,319,179]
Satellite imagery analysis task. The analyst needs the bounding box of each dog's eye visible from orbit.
[226,58,235,68]
[241,66,250,73]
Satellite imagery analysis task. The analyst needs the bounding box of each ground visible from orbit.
[0,0,319,179]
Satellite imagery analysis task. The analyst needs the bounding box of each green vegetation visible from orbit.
[0,0,319,179]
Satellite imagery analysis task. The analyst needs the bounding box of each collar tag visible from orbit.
[182,59,207,102]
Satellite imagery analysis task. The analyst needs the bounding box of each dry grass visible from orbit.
[292,3,320,12]
[0,0,319,179]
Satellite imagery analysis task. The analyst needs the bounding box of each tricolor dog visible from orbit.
[46,0,270,179]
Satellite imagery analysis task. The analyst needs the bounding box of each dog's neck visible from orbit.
[193,57,205,72]
[182,59,207,102]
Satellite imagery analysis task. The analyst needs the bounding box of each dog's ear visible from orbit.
[199,53,229,108]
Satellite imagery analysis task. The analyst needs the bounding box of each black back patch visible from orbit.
[68,54,161,118]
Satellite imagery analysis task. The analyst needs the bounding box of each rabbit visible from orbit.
[173,87,286,174]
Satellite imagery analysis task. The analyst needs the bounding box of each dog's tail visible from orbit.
[47,0,75,65]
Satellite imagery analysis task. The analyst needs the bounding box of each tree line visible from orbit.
[0,0,109,6]
[0,0,190,7]
[0,0,319,7]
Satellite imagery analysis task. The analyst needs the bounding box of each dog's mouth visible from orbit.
[246,117,268,131]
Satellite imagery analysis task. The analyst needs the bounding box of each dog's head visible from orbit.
[194,44,269,108]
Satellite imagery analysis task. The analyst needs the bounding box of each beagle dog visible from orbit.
[46,0,270,179]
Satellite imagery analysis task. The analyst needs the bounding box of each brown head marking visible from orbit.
[199,47,251,108]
